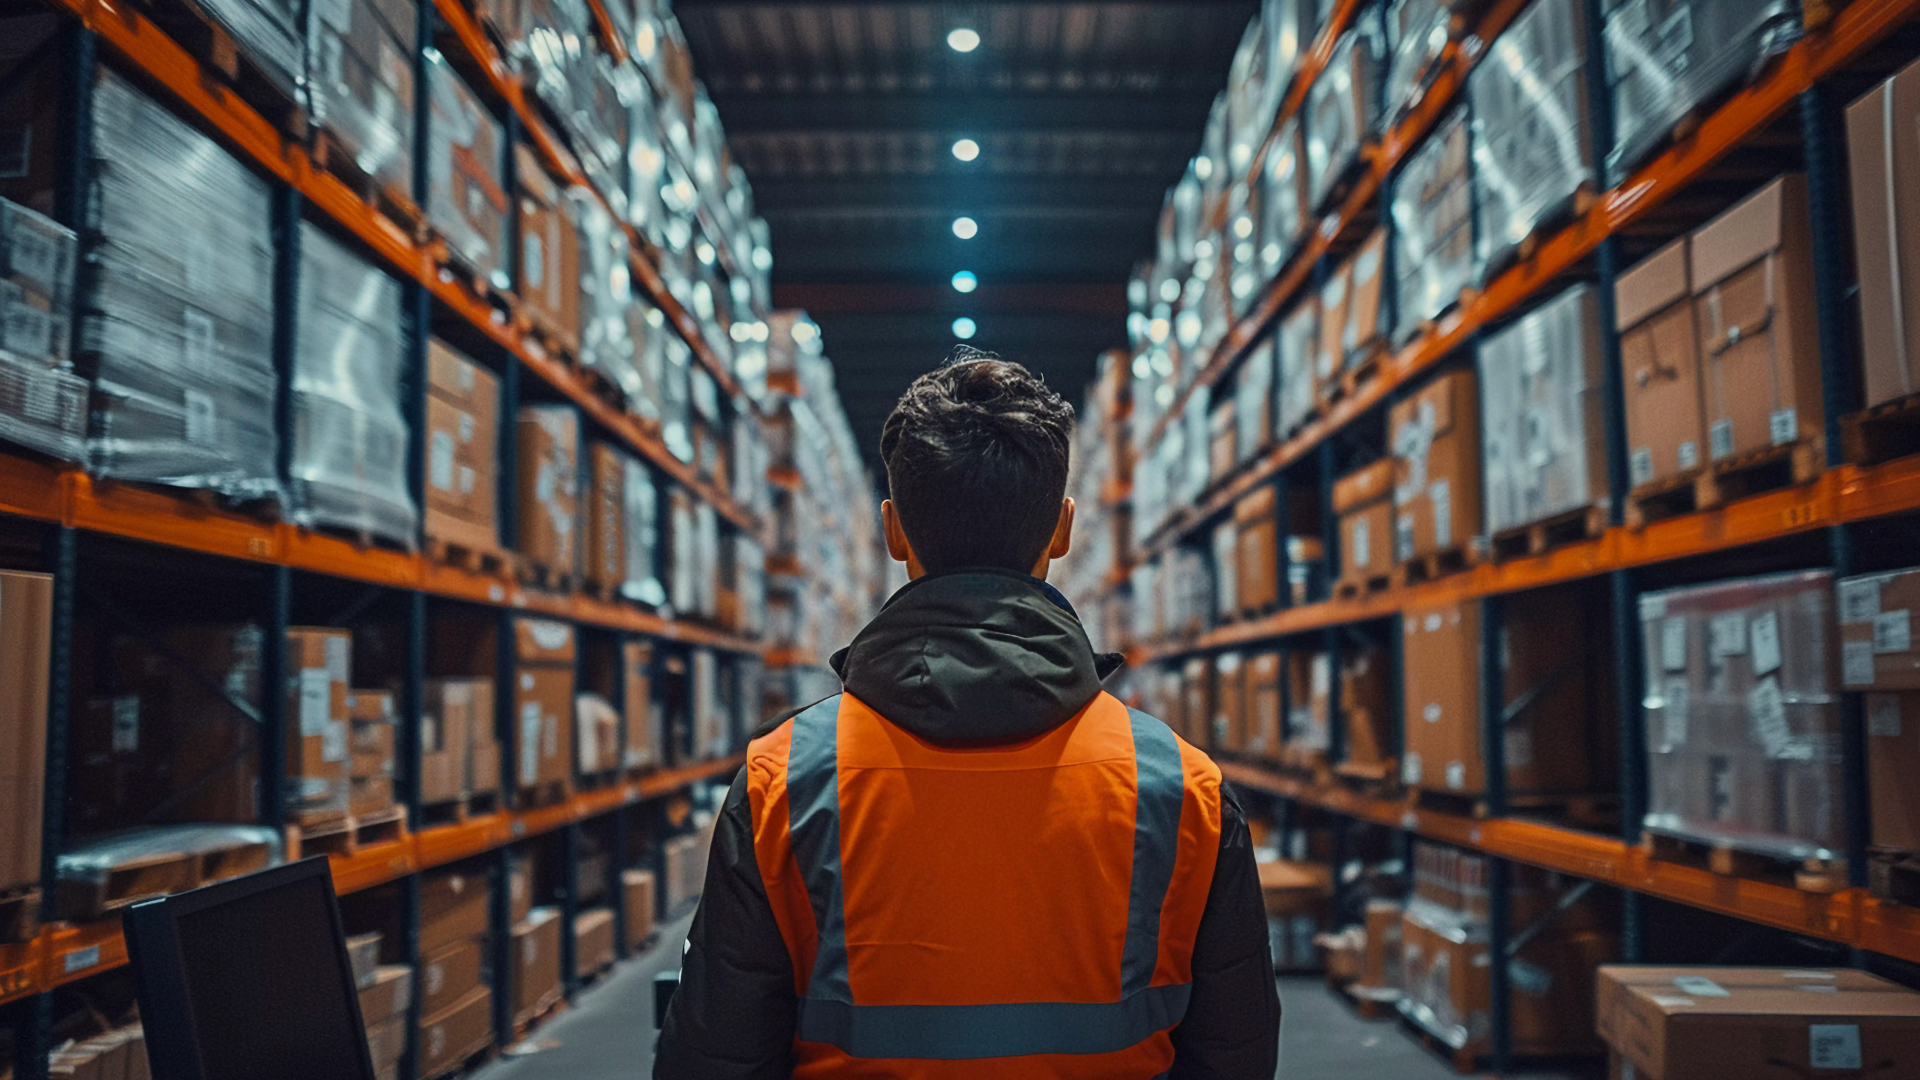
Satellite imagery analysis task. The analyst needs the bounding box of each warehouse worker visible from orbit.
[656,354,1279,1078]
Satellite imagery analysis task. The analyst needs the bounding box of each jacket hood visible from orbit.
[827,568,1125,744]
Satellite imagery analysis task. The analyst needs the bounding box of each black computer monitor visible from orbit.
[123,856,377,1080]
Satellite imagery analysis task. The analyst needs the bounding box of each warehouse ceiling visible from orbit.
[675,0,1257,475]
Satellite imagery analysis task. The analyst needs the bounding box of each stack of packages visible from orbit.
[1400,842,1616,1056]
[346,690,397,818]
[516,405,580,584]
[584,440,636,599]
[516,145,582,358]
[1392,107,1474,342]
[304,0,413,201]
[1638,572,1842,863]
[1283,650,1331,769]
[1390,369,1481,568]
[622,455,667,608]
[1840,567,1920,901]
[82,70,278,503]
[1597,966,1920,1079]
[574,902,617,983]
[689,649,728,760]
[418,870,492,1077]
[1335,646,1395,783]
[0,571,51,922]
[572,190,640,401]
[1478,286,1608,540]
[1256,854,1331,971]
[512,617,575,801]
[574,691,621,778]
[290,224,417,548]
[347,931,413,1080]
[1302,20,1381,213]
[426,52,508,289]
[421,677,500,810]
[621,640,660,770]
[1334,459,1394,591]
[46,1024,148,1080]
[423,341,502,559]
[1312,230,1388,407]
[286,628,353,829]
[0,198,87,461]
[510,859,564,1025]
[662,813,716,913]
[621,866,657,951]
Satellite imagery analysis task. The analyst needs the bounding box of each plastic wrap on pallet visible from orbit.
[1392,107,1475,342]
[566,52,635,217]
[1259,119,1307,285]
[661,335,695,463]
[1263,0,1332,91]
[1604,0,1802,186]
[58,825,281,889]
[83,70,279,503]
[0,198,75,368]
[1228,17,1283,178]
[290,223,417,546]
[570,187,640,398]
[1384,0,1453,120]
[305,0,415,197]
[1639,570,1843,862]
[426,52,508,288]
[513,0,595,125]
[621,457,665,606]
[1228,182,1264,317]
[623,297,668,423]
[200,0,302,99]
[1478,285,1606,536]
[1276,298,1318,436]
[1304,28,1382,212]
[1469,0,1595,278]
[0,350,86,460]
[626,75,669,246]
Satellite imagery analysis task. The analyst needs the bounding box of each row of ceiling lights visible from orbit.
[949,26,980,341]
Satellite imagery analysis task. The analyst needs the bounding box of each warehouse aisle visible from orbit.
[1272,979,1593,1080]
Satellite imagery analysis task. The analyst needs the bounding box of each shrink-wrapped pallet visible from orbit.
[1304,28,1382,212]
[572,188,640,398]
[1384,0,1453,119]
[0,198,85,460]
[306,0,413,196]
[1392,107,1475,342]
[1259,119,1308,284]
[1477,286,1607,536]
[426,52,508,286]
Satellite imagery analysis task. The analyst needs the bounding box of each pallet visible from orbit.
[0,888,40,944]
[130,0,307,139]
[1642,831,1848,895]
[1393,541,1484,587]
[423,529,512,578]
[1332,759,1400,797]
[1503,184,1601,270]
[518,308,581,365]
[1413,788,1617,824]
[310,128,426,242]
[517,559,577,595]
[1396,1000,1480,1074]
[1623,467,1705,528]
[1340,981,1402,1020]
[512,992,566,1037]
[571,360,630,414]
[1489,504,1608,561]
[287,807,408,860]
[1842,391,1920,466]
[418,788,502,829]
[1869,848,1920,906]
[1336,345,1385,404]
[422,1039,495,1080]
[307,522,414,556]
[518,779,573,809]
[432,240,515,318]
[1627,438,1823,528]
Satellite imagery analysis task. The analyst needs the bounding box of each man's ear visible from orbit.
[882,499,912,563]
[1048,498,1074,560]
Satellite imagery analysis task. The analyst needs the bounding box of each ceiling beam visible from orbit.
[676,0,1250,8]
[775,281,1127,314]
[711,90,1213,133]
[752,175,1171,212]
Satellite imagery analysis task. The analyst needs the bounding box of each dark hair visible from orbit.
[880,350,1075,574]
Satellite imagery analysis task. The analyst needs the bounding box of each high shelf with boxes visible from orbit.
[1071,0,1920,1071]
[0,0,799,1070]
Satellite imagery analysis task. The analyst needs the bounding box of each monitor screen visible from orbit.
[130,860,373,1080]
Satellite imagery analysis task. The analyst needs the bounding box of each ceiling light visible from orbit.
[951,270,978,293]
[952,317,977,339]
[951,138,980,162]
[947,27,980,52]
[952,216,978,239]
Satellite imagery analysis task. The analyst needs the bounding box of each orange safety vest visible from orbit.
[745,689,1224,1078]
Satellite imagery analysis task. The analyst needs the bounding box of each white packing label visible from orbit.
[1671,975,1731,997]
[1431,479,1451,546]
[112,695,139,753]
[1769,407,1798,446]
[1750,611,1782,676]
[1840,577,1884,622]
[1677,440,1700,470]
[1445,761,1466,790]
[1749,676,1790,758]
[1662,679,1689,751]
[183,307,216,373]
[1709,613,1748,658]
[323,718,346,762]
[183,388,217,445]
[528,619,572,652]
[1808,1024,1862,1070]
[299,667,332,737]
[429,431,456,491]
[1630,447,1653,485]
[1649,995,1696,1008]
[1709,418,1734,460]
[1423,703,1442,723]
[519,701,542,784]
[1784,971,1838,980]
[1395,516,1415,562]
[525,232,545,289]
[579,703,598,765]
[1402,752,1422,784]
[1874,609,1912,653]
[1868,694,1903,738]
[1844,639,1878,687]
[64,946,100,973]
[1352,517,1370,568]
[1662,616,1688,671]
[325,635,348,682]
[1640,593,1668,621]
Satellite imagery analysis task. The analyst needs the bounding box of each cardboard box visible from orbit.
[99,625,264,829]
[365,1016,405,1075]
[514,667,573,790]
[1257,858,1332,919]
[1208,399,1236,487]
[1692,174,1824,463]
[1235,338,1274,463]
[584,442,627,591]
[1847,56,1920,409]
[1283,650,1330,767]
[1339,647,1394,778]
[350,720,395,779]
[1316,229,1389,403]
[516,405,579,575]
[418,871,489,956]
[1393,106,1475,342]
[358,964,413,1026]
[1305,29,1379,211]
[512,907,564,1023]
[417,985,492,1078]
[1356,898,1402,992]
[1617,237,1707,488]
[0,570,51,892]
[622,640,657,769]
[509,854,533,927]
[1596,966,1920,1079]
[1391,369,1481,563]
[1234,486,1280,616]
[622,868,656,951]
[1334,459,1395,585]
[575,692,621,775]
[427,338,495,416]
[1479,285,1609,535]
[425,54,507,283]
[1316,257,1355,402]
[1211,521,1239,626]
[1867,692,1920,853]
[420,938,483,1019]
[574,907,616,979]
[1242,652,1282,762]
[515,145,581,349]
[1276,297,1319,437]
[424,394,497,527]
[421,678,475,804]
[1839,568,1920,689]
[1212,652,1244,752]
[1260,119,1308,279]
[285,628,351,825]
[1181,657,1213,748]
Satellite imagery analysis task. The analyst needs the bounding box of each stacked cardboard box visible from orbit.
[512,906,564,1024]
[1391,369,1481,565]
[621,460,666,608]
[1334,459,1394,588]
[1384,0,1452,118]
[1839,569,1920,864]
[1276,298,1319,437]
[286,627,352,826]
[418,870,491,1077]
[574,907,616,980]
[1355,897,1404,1000]
[1283,650,1331,768]
[1258,857,1331,971]
[421,677,498,806]
[346,690,397,817]
[1849,56,1920,410]
[622,640,658,769]
[0,198,86,461]
[1245,651,1284,761]
[1616,237,1706,489]
[574,190,640,400]
[426,51,508,287]
[575,693,621,776]
[305,0,413,198]
[621,868,656,951]
[1336,647,1394,781]
[513,618,575,797]
[517,406,580,579]
[1212,652,1245,752]
[46,1025,148,1080]
[1259,120,1308,282]
[1638,571,1841,861]
[359,963,413,1080]
[515,145,581,354]
[1304,28,1381,211]
[663,821,713,913]
[584,442,631,596]
[0,571,50,899]
[423,341,500,558]
[1479,285,1608,536]
[1234,486,1280,615]
[1313,230,1388,405]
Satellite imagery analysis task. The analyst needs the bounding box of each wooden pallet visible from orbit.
[431,238,515,317]
[1627,438,1823,528]
[310,128,426,242]
[1393,541,1484,587]
[516,307,581,366]
[1340,981,1402,1020]
[1642,831,1848,894]
[571,360,630,413]
[517,559,577,595]
[424,521,512,577]
[1334,344,1386,405]
[1624,467,1706,528]
[1501,184,1601,271]
[1489,504,1608,561]
[1396,1001,1481,1074]
[0,888,40,944]
[422,1039,495,1080]
[1413,788,1618,824]
[131,0,307,138]
[287,807,407,860]
[307,522,413,556]
[513,992,566,1037]
[1332,758,1400,796]
[518,779,573,809]
[1333,572,1393,600]
[1869,848,1920,906]
[1842,391,1920,466]
[418,788,503,828]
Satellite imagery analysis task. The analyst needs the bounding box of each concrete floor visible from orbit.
[475,918,1596,1080]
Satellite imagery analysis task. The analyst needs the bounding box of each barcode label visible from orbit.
[1808,1024,1861,1070]
[1769,407,1798,446]
[1662,617,1688,671]
[183,388,216,445]
[1672,975,1730,997]
[1710,418,1734,460]
[1874,610,1911,653]
[1630,447,1653,485]
[1662,679,1689,751]
[1749,676,1790,758]
[1750,612,1781,676]
[1677,440,1699,469]
[1845,640,1877,687]
[1709,613,1747,658]
[1351,517,1369,568]
[1839,578,1882,622]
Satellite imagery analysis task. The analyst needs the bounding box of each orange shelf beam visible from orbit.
[3,755,745,1007]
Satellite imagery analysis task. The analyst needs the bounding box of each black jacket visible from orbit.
[654,569,1279,1078]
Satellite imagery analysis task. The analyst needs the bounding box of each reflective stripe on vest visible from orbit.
[781,695,1194,1061]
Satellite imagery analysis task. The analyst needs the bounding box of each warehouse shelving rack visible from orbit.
[1107,0,1920,1071]
[0,0,773,1074]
